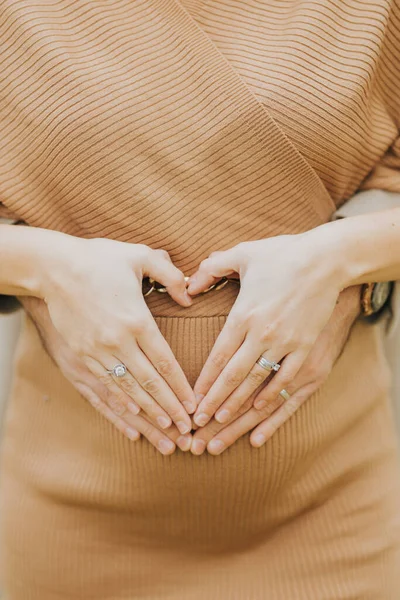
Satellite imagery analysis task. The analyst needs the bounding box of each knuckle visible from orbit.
[248,370,266,385]
[108,399,126,415]
[119,377,139,395]
[210,352,229,370]
[98,373,113,387]
[228,313,249,333]
[139,421,153,439]
[279,334,298,352]
[304,364,320,381]
[258,321,279,342]
[141,378,160,395]
[261,396,282,417]
[223,369,243,387]
[129,318,149,336]
[279,374,294,388]
[97,331,119,349]
[155,248,170,260]
[156,358,174,377]
[85,392,102,409]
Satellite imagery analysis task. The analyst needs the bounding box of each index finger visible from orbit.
[137,319,197,414]
[193,315,245,408]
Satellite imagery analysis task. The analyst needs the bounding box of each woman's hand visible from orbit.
[19,297,192,455]
[190,285,361,455]
[39,234,196,437]
[187,233,346,428]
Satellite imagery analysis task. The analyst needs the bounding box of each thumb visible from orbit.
[187,248,240,295]
[144,249,192,307]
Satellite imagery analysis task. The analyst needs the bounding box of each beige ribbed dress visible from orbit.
[0,1,400,598]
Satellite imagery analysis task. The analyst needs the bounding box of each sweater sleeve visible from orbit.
[361,137,400,195]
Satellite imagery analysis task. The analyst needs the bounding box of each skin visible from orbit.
[188,235,350,430]
[18,296,193,455]
[190,284,361,455]
[18,286,360,456]
[2,208,400,455]
[0,226,197,449]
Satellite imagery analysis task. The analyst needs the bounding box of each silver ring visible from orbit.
[107,363,127,378]
[256,356,281,372]
[279,389,291,401]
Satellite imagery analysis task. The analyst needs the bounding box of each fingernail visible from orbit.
[128,402,140,415]
[157,439,175,455]
[208,439,225,455]
[157,416,172,429]
[177,421,191,435]
[126,427,139,441]
[195,393,204,404]
[254,400,267,410]
[177,434,192,452]
[252,433,266,447]
[216,409,230,423]
[183,290,193,305]
[191,439,206,455]
[183,401,196,414]
[187,276,197,292]
[194,413,209,427]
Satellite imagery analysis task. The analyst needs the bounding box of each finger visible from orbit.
[140,415,193,453]
[253,349,307,410]
[203,390,287,455]
[187,247,241,295]
[131,414,177,455]
[117,347,192,435]
[207,408,262,455]
[77,383,190,454]
[85,355,176,432]
[250,385,313,448]
[76,383,141,442]
[194,316,246,418]
[191,395,255,455]
[214,348,282,424]
[137,320,197,414]
[193,337,252,427]
[144,249,192,307]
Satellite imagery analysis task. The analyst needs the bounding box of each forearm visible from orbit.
[0,224,75,298]
[311,207,400,288]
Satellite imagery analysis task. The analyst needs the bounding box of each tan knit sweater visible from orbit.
[0,1,400,598]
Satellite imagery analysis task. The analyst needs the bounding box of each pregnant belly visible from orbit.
[1,313,391,552]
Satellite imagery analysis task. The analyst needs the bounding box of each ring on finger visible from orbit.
[279,388,291,401]
[106,363,127,378]
[256,355,281,372]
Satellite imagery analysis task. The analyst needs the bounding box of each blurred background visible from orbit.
[0,312,21,430]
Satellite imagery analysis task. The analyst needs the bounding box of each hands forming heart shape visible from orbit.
[22,229,360,455]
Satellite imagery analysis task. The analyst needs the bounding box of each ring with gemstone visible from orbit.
[256,356,281,372]
[107,363,127,378]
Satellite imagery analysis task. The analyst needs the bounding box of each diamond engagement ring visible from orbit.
[256,356,281,372]
[107,363,127,378]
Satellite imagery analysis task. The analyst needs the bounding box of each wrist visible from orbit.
[304,219,368,290]
[0,225,83,300]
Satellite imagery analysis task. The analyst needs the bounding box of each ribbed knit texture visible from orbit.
[0,1,400,598]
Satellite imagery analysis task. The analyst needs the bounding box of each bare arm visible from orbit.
[313,207,400,287]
